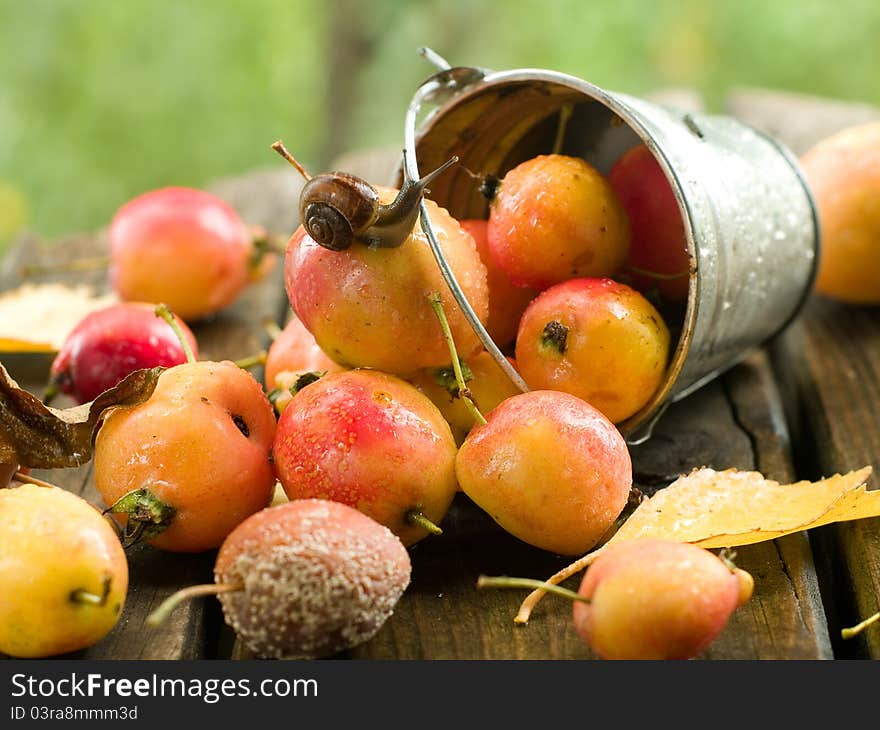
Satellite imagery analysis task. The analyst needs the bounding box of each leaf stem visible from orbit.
[154,303,196,364]
[428,292,486,426]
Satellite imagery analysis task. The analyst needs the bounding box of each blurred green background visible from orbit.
[2,0,879,252]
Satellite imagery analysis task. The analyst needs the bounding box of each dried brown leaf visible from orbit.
[0,362,162,469]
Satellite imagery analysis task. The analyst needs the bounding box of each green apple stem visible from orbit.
[842,611,880,640]
[42,377,60,406]
[104,486,176,548]
[146,583,243,628]
[233,350,267,370]
[477,575,590,604]
[405,509,443,536]
[154,303,197,364]
[271,140,312,181]
[552,104,574,155]
[428,292,487,427]
[263,318,284,341]
[70,575,112,607]
[19,256,110,278]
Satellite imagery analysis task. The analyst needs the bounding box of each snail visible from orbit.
[272,140,458,251]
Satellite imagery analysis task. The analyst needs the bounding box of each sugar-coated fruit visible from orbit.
[214,499,411,659]
[459,219,537,347]
[515,278,670,423]
[94,361,277,552]
[455,389,632,555]
[286,188,489,376]
[800,121,880,303]
[0,483,128,657]
[573,539,752,660]
[608,144,691,301]
[110,187,253,321]
[487,154,630,290]
[49,302,199,404]
[273,369,458,546]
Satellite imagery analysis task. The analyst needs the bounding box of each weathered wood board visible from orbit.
[7,85,880,660]
[726,88,880,659]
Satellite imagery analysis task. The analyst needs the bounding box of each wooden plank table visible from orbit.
[1,87,878,660]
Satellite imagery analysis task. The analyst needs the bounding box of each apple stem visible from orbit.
[271,140,312,181]
[842,610,880,640]
[146,583,243,628]
[405,509,443,536]
[154,303,197,364]
[19,256,110,278]
[42,377,60,406]
[104,486,176,548]
[623,264,690,281]
[428,292,487,426]
[233,350,267,370]
[477,575,590,605]
[263,318,284,341]
[514,545,608,624]
[13,470,58,489]
[552,104,574,156]
[70,575,111,607]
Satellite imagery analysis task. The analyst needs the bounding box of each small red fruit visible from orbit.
[459,219,537,347]
[573,539,753,660]
[486,154,630,290]
[263,316,345,412]
[285,190,489,376]
[273,369,458,546]
[515,278,670,424]
[49,302,198,404]
[110,187,262,321]
[608,144,691,301]
[455,389,632,555]
[94,360,277,552]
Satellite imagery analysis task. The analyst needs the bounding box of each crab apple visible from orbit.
[148,499,410,659]
[48,302,198,404]
[94,360,277,552]
[410,350,522,444]
[800,122,880,303]
[264,316,345,412]
[0,483,128,657]
[516,278,670,424]
[110,187,268,321]
[573,539,753,660]
[285,189,489,376]
[459,219,537,347]
[486,154,630,290]
[608,144,691,301]
[273,369,458,546]
[456,389,632,555]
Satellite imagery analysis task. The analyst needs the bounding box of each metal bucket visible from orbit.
[398,59,819,443]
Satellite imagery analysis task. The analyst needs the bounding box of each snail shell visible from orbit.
[300,173,380,251]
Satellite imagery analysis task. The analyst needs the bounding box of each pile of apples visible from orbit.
[1,132,750,663]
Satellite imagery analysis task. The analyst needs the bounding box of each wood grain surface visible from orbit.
[3,85,879,660]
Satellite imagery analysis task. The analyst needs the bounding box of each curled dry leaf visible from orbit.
[515,465,878,624]
[0,362,162,474]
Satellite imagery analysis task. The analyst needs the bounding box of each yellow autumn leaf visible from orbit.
[515,465,877,623]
